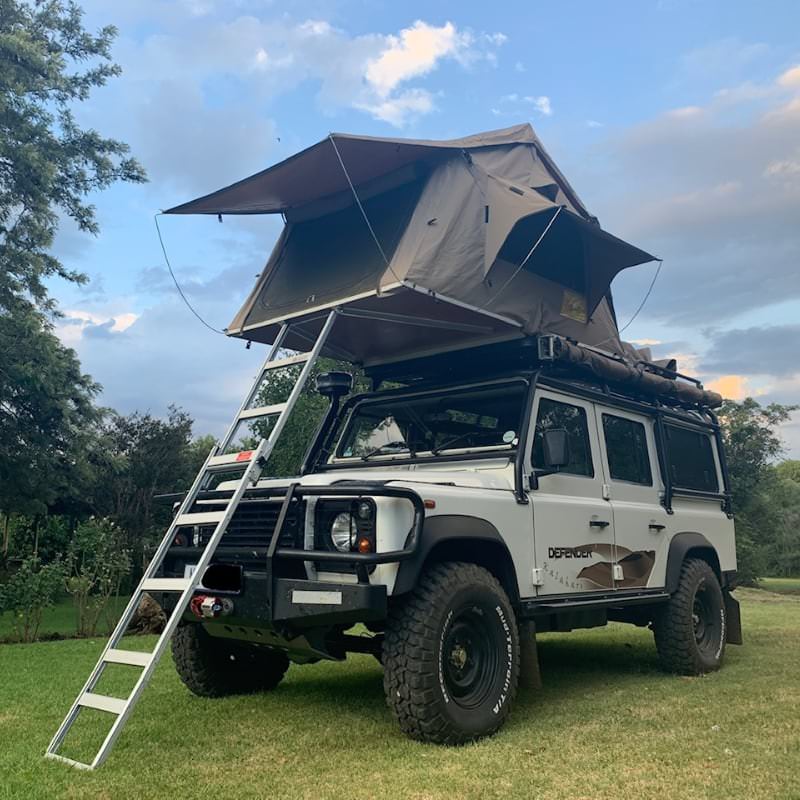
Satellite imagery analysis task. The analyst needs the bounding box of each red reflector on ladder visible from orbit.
[236,451,253,462]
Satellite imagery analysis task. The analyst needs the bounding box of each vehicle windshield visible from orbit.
[334,382,527,461]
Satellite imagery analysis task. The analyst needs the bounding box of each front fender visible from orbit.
[392,514,519,601]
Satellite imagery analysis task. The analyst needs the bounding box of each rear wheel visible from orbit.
[172,623,289,697]
[653,558,727,675]
[382,562,519,745]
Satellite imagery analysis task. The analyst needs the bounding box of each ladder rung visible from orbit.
[104,649,152,668]
[44,752,92,770]
[141,578,191,593]
[175,511,226,527]
[208,451,254,469]
[264,352,310,371]
[79,692,127,715]
[238,402,287,421]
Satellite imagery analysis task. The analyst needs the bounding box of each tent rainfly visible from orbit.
[165,124,657,366]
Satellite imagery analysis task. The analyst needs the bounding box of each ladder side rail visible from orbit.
[219,323,290,452]
[45,440,222,760]
[87,438,271,768]
[261,310,338,455]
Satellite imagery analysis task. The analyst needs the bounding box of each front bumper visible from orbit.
[158,483,424,657]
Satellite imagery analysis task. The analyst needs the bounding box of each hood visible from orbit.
[230,468,514,493]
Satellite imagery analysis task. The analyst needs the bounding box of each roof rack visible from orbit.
[366,334,722,411]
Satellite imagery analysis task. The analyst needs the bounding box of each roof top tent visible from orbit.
[165,123,657,369]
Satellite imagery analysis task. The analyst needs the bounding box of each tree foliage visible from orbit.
[0,301,100,517]
[717,398,799,583]
[0,0,146,312]
[0,554,66,641]
[65,516,130,636]
[91,407,199,571]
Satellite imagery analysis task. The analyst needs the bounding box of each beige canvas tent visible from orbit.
[166,124,656,366]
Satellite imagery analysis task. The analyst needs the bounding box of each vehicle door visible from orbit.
[529,389,616,595]
[593,406,670,590]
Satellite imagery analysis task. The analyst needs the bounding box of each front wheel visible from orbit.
[653,558,727,675]
[382,562,519,745]
[172,623,289,697]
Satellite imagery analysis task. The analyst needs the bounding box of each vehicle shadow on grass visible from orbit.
[271,634,666,726]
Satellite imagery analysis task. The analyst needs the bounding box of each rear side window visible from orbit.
[602,414,652,485]
[532,398,594,477]
[665,424,719,492]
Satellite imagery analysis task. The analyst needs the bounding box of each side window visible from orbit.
[532,398,594,477]
[664,424,719,492]
[602,414,652,486]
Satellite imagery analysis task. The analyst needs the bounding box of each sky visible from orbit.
[49,0,800,455]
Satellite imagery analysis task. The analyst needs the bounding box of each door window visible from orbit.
[602,414,652,485]
[532,398,594,477]
[664,424,719,492]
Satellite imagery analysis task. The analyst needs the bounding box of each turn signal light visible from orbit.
[357,537,373,553]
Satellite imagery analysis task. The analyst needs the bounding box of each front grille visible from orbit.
[196,499,306,551]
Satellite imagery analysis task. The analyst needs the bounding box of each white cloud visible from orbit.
[365,21,469,96]
[56,310,140,345]
[356,88,436,127]
[108,16,505,132]
[494,92,553,118]
[586,119,604,128]
[764,157,800,177]
[525,95,552,116]
[777,64,800,88]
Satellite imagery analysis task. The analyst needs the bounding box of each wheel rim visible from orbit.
[692,583,715,650]
[442,607,500,709]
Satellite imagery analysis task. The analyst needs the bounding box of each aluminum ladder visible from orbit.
[45,309,338,770]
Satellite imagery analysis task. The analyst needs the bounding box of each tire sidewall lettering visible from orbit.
[436,592,516,720]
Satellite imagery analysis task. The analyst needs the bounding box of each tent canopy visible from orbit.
[165,124,656,366]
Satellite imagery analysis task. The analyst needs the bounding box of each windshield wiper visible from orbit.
[431,430,503,456]
[361,441,414,461]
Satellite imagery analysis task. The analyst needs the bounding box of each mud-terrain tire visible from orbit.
[172,623,289,697]
[653,558,727,675]
[383,562,519,745]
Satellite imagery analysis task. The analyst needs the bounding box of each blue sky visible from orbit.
[50,0,800,453]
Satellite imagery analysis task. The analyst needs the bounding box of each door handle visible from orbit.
[648,523,666,532]
[589,519,610,529]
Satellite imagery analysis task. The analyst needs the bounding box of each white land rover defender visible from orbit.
[162,334,741,745]
[46,126,742,769]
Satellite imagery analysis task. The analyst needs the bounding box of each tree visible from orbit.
[1,0,146,545]
[0,300,101,520]
[241,357,365,478]
[0,0,146,313]
[717,398,799,583]
[92,407,199,573]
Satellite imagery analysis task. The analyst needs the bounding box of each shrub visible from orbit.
[66,518,131,637]
[0,556,67,642]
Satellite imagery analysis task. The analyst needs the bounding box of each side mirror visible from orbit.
[316,371,353,399]
[542,428,569,469]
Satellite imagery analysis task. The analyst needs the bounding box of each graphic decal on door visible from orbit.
[575,544,656,589]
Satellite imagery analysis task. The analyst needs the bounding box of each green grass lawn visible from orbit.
[0,596,130,643]
[759,576,800,595]
[1,587,798,800]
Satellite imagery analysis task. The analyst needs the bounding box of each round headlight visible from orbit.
[330,512,356,552]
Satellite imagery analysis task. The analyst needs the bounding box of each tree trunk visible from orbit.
[32,515,40,559]
[2,512,9,557]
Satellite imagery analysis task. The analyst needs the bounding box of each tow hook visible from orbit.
[190,595,234,619]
